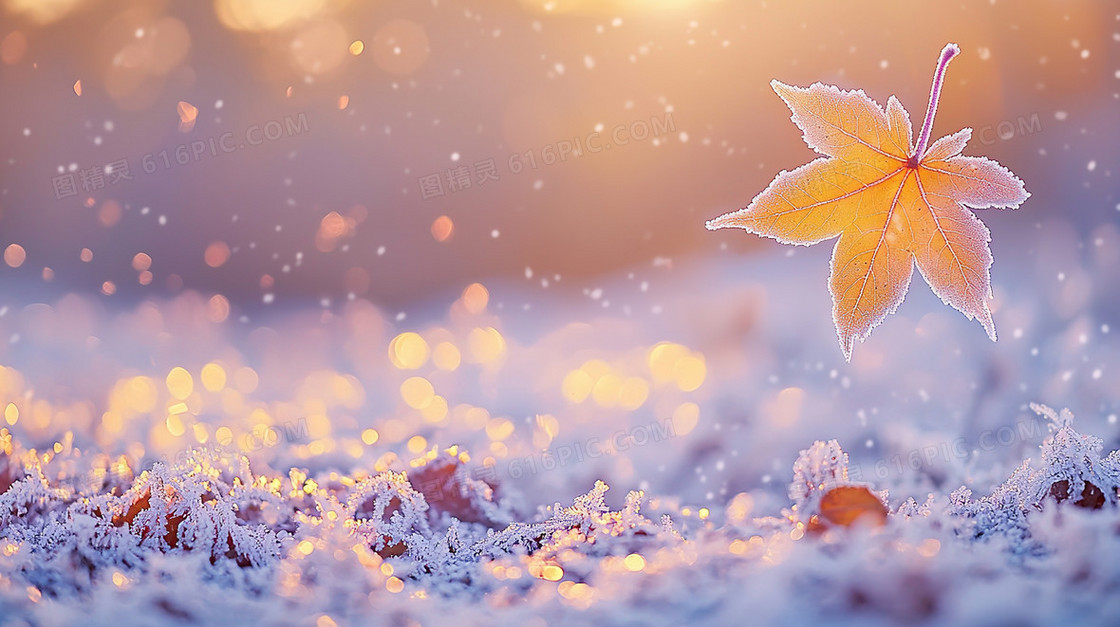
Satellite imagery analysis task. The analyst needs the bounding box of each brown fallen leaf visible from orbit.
[707,44,1029,360]
[1049,479,1109,510]
[819,485,888,528]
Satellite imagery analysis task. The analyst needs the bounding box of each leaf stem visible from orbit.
[913,43,960,161]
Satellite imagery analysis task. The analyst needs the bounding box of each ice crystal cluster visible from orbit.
[3,405,1120,624]
[949,404,1120,555]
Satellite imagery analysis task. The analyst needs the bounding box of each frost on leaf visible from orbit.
[347,470,432,557]
[949,405,1120,555]
[7,405,1120,623]
[0,447,285,596]
[819,486,888,528]
[407,448,512,527]
[789,440,886,530]
[789,440,851,515]
[87,454,283,568]
[706,43,1028,360]
[1030,403,1119,509]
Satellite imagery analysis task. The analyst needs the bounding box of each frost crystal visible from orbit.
[347,470,432,557]
[949,405,1120,555]
[5,404,1120,624]
[1029,403,1118,508]
[788,439,877,521]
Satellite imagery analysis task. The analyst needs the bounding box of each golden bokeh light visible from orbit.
[466,327,506,364]
[648,342,706,391]
[215,0,329,33]
[432,342,461,371]
[618,377,649,410]
[591,373,622,407]
[3,0,86,25]
[389,332,429,370]
[166,366,194,400]
[561,359,652,409]
[562,369,593,403]
[673,354,706,392]
[538,563,563,582]
[399,376,435,409]
[623,553,646,572]
[648,342,687,383]
[360,428,379,445]
[165,413,186,437]
[201,363,227,391]
[421,395,448,423]
[485,417,514,441]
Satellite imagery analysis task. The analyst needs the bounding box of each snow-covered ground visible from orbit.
[1,244,1118,625]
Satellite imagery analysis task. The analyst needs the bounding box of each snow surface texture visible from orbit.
[3,404,1119,625]
[1,250,1119,625]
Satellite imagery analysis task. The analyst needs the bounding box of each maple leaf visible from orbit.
[707,44,1029,360]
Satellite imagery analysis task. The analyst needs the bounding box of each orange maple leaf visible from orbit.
[707,44,1029,360]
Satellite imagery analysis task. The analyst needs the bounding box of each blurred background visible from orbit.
[0,0,1116,508]
[0,0,1115,311]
